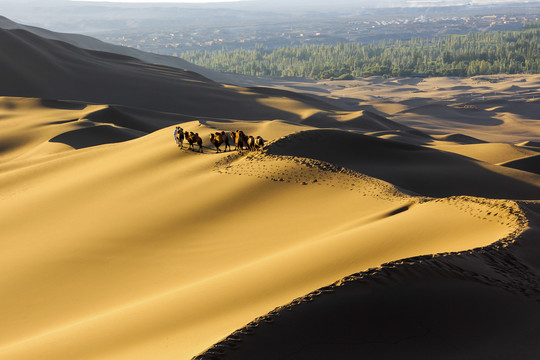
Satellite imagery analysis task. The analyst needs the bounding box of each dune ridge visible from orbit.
[194,203,540,360]
[500,154,540,175]
[265,129,540,199]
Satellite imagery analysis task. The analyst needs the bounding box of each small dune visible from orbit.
[499,154,540,175]
[434,133,487,145]
[335,110,421,132]
[83,105,187,133]
[433,142,538,164]
[400,104,503,126]
[49,125,143,149]
[517,140,540,149]
[266,129,540,199]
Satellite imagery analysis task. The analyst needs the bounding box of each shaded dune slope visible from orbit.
[0,28,322,121]
[484,99,540,120]
[81,105,191,133]
[518,141,540,148]
[399,103,503,126]
[49,125,142,149]
[302,109,431,140]
[266,129,540,199]
[0,16,230,84]
[500,155,540,175]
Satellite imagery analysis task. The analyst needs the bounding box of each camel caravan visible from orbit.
[174,127,264,154]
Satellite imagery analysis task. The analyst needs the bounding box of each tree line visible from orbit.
[178,28,540,79]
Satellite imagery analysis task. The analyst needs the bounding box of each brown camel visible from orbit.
[254,136,264,150]
[186,132,203,152]
[210,131,231,153]
[247,135,255,151]
[237,130,250,150]
[233,130,246,152]
[230,131,237,150]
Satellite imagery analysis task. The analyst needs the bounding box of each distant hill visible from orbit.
[0,25,297,120]
[0,16,233,84]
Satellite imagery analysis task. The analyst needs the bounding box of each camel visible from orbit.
[210,131,231,153]
[230,131,238,151]
[237,130,250,150]
[232,130,245,152]
[238,130,249,145]
[185,131,194,149]
[254,136,264,150]
[186,132,203,152]
[247,136,255,151]
[174,126,184,148]
[193,133,203,153]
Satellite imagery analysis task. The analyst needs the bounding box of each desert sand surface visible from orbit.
[1,19,540,360]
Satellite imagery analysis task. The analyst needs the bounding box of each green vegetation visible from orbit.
[179,29,540,79]
[523,20,540,29]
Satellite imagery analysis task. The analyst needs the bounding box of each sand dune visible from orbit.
[198,217,540,359]
[432,142,538,164]
[49,125,142,149]
[0,28,321,121]
[245,74,540,144]
[517,140,540,148]
[1,18,540,360]
[0,15,231,84]
[399,103,504,126]
[266,129,540,199]
[500,155,540,175]
[0,97,185,162]
[0,120,526,360]
[433,133,486,144]
[483,99,540,119]
[333,110,421,132]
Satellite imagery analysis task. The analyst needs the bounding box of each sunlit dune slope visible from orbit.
[431,142,539,165]
[0,114,523,359]
[0,97,187,163]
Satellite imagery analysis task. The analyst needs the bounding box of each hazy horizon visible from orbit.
[72,0,248,3]
[68,0,540,4]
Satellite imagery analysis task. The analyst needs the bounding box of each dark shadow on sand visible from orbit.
[49,125,143,149]
[267,129,540,200]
